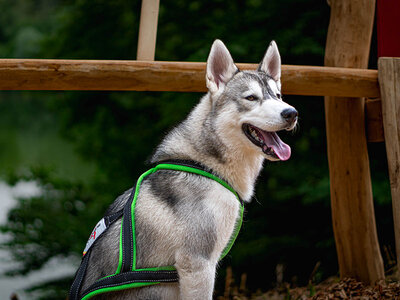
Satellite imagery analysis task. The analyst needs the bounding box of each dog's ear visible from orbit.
[258,41,281,81]
[206,40,239,95]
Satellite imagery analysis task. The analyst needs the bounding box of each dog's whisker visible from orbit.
[291,122,300,134]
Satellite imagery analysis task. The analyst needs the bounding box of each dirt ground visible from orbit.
[261,277,400,300]
[217,273,400,300]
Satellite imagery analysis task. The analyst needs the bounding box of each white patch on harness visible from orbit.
[83,218,107,256]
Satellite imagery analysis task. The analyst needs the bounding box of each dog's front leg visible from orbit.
[176,254,216,300]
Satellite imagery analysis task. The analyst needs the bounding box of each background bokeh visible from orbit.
[0,0,394,299]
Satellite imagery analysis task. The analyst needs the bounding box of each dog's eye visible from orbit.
[245,95,258,101]
[276,93,281,99]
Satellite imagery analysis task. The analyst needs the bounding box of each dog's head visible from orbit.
[206,40,298,161]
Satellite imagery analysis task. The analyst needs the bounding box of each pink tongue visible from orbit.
[261,131,291,161]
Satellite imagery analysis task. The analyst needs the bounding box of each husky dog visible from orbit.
[80,40,298,299]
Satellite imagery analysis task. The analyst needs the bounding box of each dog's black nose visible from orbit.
[281,108,298,123]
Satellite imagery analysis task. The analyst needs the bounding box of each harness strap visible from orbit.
[69,161,243,300]
[79,270,179,300]
[70,247,91,300]
[121,189,134,273]
[105,209,124,226]
[69,209,123,300]
[154,160,244,259]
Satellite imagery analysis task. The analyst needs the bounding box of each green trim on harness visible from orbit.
[75,162,244,300]
[81,282,159,300]
[115,163,244,274]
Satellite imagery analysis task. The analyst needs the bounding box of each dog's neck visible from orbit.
[151,94,265,201]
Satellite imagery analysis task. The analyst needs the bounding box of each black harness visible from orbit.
[69,160,244,300]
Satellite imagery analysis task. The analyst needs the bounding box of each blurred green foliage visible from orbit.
[0,0,394,299]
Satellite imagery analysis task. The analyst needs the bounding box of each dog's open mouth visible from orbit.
[242,123,291,161]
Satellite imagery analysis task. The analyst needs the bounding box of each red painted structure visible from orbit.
[377,0,400,57]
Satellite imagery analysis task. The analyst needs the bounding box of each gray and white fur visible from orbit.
[80,40,298,299]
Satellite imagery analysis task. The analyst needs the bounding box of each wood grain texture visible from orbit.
[137,0,160,61]
[0,59,379,97]
[324,0,384,284]
[379,57,400,276]
[0,58,384,142]
[366,98,384,142]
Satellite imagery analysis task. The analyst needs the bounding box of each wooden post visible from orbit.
[366,98,384,143]
[137,0,160,61]
[324,0,385,283]
[379,57,400,276]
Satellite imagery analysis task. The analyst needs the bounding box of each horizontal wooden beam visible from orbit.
[0,59,379,97]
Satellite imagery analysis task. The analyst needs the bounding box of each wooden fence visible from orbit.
[0,59,385,144]
[1,0,399,286]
